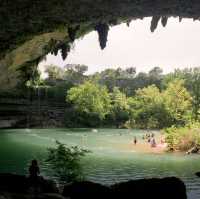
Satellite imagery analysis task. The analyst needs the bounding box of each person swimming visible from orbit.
[133,136,137,145]
[92,129,98,133]
[150,137,157,147]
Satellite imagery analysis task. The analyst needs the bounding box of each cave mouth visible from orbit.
[2,0,200,90]
[38,17,200,78]
[2,2,200,198]
[1,11,200,91]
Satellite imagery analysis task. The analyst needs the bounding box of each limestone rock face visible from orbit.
[1,0,200,88]
[1,0,199,58]
[0,31,67,90]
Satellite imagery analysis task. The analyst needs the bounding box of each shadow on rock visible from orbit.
[63,177,187,199]
[0,173,59,194]
[111,177,187,199]
[0,174,187,199]
[63,181,111,199]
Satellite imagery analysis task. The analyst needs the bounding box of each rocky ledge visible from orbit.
[0,173,187,199]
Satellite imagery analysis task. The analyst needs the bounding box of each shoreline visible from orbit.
[119,142,167,154]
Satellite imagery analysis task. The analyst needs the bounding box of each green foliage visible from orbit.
[45,65,64,80]
[46,141,90,182]
[128,85,170,129]
[127,81,192,129]
[110,87,130,127]
[91,67,162,96]
[162,68,200,121]
[63,64,88,85]
[163,79,192,126]
[164,122,200,151]
[6,64,200,129]
[67,81,111,123]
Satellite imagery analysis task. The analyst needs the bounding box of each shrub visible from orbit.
[46,141,90,183]
[164,123,200,151]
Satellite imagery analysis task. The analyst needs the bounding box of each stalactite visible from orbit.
[161,16,168,27]
[61,43,71,60]
[150,16,161,32]
[68,25,80,42]
[126,19,132,27]
[95,23,109,50]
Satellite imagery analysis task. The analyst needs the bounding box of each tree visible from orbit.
[149,67,163,77]
[128,85,170,129]
[64,64,88,85]
[95,68,119,91]
[45,65,64,80]
[91,67,137,95]
[46,141,90,182]
[110,87,130,127]
[148,67,163,89]
[67,81,111,125]
[189,68,200,120]
[125,67,136,78]
[163,79,192,126]
[162,68,200,120]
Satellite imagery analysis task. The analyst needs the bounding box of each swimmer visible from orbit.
[133,136,137,145]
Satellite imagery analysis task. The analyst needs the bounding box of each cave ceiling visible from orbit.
[0,0,200,89]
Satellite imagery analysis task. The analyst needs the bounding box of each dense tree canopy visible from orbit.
[67,81,111,124]
[128,85,167,129]
[45,65,64,80]
[163,79,192,126]
[163,68,200,121]
[110,87,130,127]
[21,65,200,129]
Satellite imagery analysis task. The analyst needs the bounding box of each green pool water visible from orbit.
[0,128,200,199]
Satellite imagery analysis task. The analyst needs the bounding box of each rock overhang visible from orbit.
[1,0,200,89]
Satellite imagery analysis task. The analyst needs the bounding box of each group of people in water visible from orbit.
[133,132,165,148]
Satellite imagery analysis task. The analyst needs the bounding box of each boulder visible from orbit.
[111,177,187,199]
[195,172,200,177]
[0,173,28,193]
[63,177,187,199]
[0,174,187,199]
[63,181,111,199]
[39,179,59,194]
[36,193,67,199]
[0,192,32,199]
[0,192,66,199]
[0,174,58,194]
[0,195,7,199]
